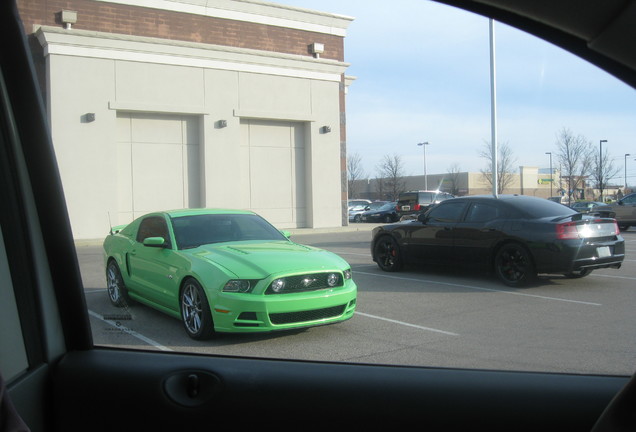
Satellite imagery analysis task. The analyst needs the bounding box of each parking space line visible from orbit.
[591,273,636,280]
[353,271,602,306]
[88,310,173,351]
[355,312,459,336]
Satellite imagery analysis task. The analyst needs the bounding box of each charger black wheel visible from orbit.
[494,243,536,287]
[180,278,215,340]
[374,235,403,272]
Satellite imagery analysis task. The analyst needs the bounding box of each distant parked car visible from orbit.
[570,201,605,214]
[371,195,624,286]
[348,199,372,210]
[548,196,568,205]
[396,190,454,220]
[349,201,389,222]
[595,193,636,231]
[361,202,399,223]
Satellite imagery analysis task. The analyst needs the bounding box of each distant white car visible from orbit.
[349,201,388,222]
[348,199,371,210]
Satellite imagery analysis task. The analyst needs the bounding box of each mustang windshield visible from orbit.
[172,213,288,249]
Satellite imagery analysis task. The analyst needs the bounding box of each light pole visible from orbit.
[545,152,552,198]
[626,153,631,193]
[599,139,607,201]
[418,142,430,190]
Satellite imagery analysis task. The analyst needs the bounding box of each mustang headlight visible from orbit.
[223,280,255,293]
[343,269,352,280]
[327,273,339,287]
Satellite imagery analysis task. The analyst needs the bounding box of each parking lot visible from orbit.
[78,225,636,376]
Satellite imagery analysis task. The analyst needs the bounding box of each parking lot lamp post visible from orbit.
[625,153,631,192]
[545,152,552,197]
[600,139,607,201]
[418,141,430,190]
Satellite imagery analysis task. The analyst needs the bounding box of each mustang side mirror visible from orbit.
[143,236,167,248]
[417,213,428,223]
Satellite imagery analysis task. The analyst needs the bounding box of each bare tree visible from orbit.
[446,163,462,195]
[590,148,620,202]
[478,140,517,195]
[347,152,366,198]
[376,154,406,201]
[554,128,593,203]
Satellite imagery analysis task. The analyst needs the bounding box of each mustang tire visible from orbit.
[180,278,216,340]
[106,260,130,307]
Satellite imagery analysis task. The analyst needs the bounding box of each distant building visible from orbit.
[352,167,562,200]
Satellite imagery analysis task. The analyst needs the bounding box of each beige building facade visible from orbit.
[19,0,353,239]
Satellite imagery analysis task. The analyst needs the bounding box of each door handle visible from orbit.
[164,371,222,407]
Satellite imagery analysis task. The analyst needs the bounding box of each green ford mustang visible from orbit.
[103,209,357,340]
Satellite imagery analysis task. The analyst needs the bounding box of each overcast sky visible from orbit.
[280,0,636,186]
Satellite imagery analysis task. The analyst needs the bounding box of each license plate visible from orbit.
[402,205,410,211]
[597,246,611,257]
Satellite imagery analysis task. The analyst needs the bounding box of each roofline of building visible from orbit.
[95,0,354,36]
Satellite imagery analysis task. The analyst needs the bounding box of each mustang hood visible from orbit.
[189,240,347,278]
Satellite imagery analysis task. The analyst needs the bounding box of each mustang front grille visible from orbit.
[269,304,346,325]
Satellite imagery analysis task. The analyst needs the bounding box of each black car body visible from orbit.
[595,193,636,230]
[372,195,624,286]
[396,190,454,220]
[361,202,398,223]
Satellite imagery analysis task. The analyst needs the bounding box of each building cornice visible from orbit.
[93,0,354,36]
[36,25,350,82]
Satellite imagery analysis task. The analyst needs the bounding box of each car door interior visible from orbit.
[2,0,636,430]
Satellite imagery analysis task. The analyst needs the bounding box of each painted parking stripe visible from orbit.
[88,309,173,351]
[355,312,459,336]
[353,271,602,306]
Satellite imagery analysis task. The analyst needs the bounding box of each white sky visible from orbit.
[279,0,636,185]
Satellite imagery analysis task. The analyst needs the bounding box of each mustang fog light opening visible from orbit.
[271,278,286,293]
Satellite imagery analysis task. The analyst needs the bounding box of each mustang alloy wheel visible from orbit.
[106,261,130,307]
[180,279,215,340]
[374,235,403,272]
[494,243,536,287]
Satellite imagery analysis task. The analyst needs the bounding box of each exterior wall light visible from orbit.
[309,43,325,58]
[61,10,77,29]
[321,126,331,134]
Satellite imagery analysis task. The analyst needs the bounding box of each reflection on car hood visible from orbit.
[188,240,347,278]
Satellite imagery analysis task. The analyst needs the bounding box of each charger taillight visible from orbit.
[556,222,579,239]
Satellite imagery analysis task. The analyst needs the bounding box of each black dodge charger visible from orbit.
[371,195,624,286]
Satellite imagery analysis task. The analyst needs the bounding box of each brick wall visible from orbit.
[16,0,345,61]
